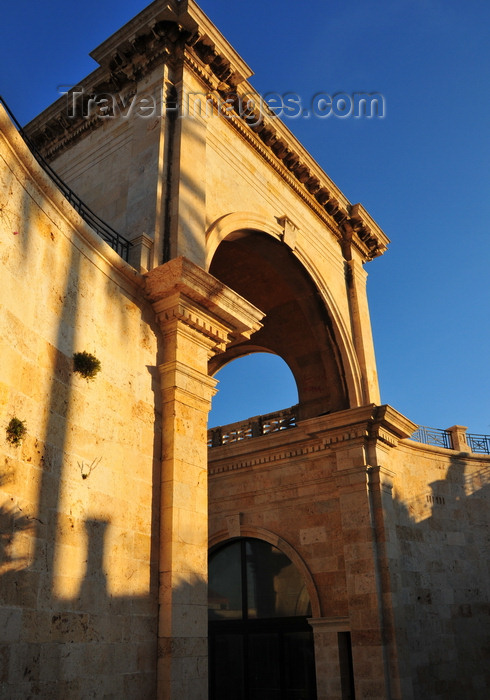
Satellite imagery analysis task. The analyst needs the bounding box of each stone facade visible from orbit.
[208,409,490,700]
[0,106,159,697]
[1,1,489,698]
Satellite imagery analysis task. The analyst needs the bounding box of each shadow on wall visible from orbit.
[0,247,162,696]
[0,130,163,698]
[391,454,490,700]
[0,495,208,698]
[0,498,158,698]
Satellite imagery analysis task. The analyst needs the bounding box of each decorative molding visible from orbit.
[204,211,283,267]
[209,404,419,476]
[145,256,264,349]
[303,404,417,449]
[187,83,388,261]
[23,1,389,263]
[277,215,299,250]
[308,617,350,632]
[200,92,345,245]
[209,440,330,476]
[158,359,217,409]
[154,294,233,352]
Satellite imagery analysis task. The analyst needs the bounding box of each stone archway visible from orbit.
[208,225,351,420]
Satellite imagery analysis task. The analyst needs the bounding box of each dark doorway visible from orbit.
[209,538,317,700]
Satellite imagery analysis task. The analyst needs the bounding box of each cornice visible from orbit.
[208,404,417,476]
[24,0,252,159]
[302,404,417,449]
[209,438,331,477]
[24,0,389,262]
[369,404,418,444]
[208,414,355,477]
[183,62,388,260]
[201,91,342,242]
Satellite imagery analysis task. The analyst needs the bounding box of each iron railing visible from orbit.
[409,426,490,454]
[466,433,490,455]
[208,406,297,448]
[0,96,132,261]
[409,426,452,449]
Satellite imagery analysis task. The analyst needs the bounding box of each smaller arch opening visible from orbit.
[209,352,298,428]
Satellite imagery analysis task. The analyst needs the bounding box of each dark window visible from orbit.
[209,538,317,700]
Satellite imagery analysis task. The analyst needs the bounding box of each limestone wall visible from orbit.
[209,427,346,617]
[204,109,353,331]
[0,107,160,698]
[208,418,354,700]
[48,77,356,337]
[208,408,490,700]
[384,439,490,700]
[49,66,167,255]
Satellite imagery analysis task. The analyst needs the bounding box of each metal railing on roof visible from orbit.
[0,96,132,262]
[466,433,490,455]
[409,425,490,454]
[409,426,452,449]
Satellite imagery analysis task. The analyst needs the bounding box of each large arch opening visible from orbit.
[208,537,317,700]
[209,230,349,420]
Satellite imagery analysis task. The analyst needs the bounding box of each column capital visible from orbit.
[145,256,264,354]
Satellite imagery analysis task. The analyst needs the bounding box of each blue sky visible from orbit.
[1,0,489,433]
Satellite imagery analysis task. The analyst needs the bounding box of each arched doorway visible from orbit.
[208,538,317,700]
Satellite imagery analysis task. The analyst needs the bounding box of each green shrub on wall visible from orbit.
[6,417,27,446]
[73,351,101,380]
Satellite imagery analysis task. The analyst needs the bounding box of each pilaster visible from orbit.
[169,70,208,266]
[125,67,170,268]
[145,257,263,700]
[309,617,351,700]
[129,232,154,272]
[345,257,381,405]
[305,405,416,699]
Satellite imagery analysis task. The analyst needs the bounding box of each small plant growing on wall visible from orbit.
[73,351,101,381]
[6,417,27,446]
